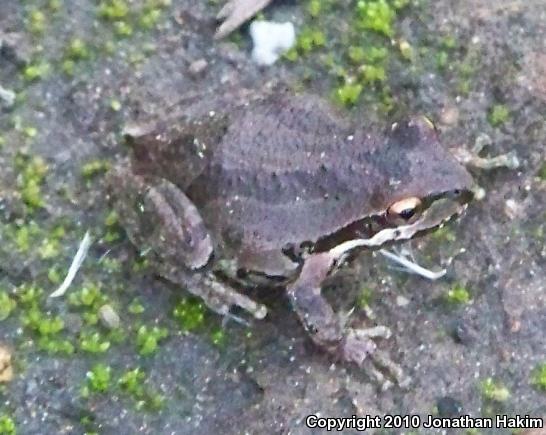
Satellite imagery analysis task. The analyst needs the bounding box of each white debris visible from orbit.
[250,20,295,66]
[50,231,92,298]
[379,249,446,281]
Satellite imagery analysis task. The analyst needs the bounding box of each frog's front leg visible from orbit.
[109,167,267,320]
[287,253,407,387]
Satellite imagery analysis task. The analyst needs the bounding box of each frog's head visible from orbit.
[354,116,474,247]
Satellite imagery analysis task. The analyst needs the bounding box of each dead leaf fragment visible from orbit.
[0,344,13,383]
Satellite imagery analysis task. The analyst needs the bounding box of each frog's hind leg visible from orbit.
[108,167,267,320]
[286,252,408,388]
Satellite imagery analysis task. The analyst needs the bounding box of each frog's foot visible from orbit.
[450,133,520,171]
[342,329,409,389]
[287,253,407,388]
[215,0,273,39]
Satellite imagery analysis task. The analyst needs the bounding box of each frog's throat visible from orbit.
[329,198,466,259]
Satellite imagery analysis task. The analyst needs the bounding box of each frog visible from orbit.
[108,92,473,381]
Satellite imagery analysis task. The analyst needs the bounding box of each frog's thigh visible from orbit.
[110,167,213,270]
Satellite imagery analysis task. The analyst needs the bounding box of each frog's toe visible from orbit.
[205,275,268,320]
[340,326,391,366]
[340,328,378,366]
[340,327,409,389]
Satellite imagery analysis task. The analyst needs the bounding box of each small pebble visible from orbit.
[188,58,208,76]
[99,304,121,329]
[504,198,523,219]
[439,105,459,126]
[396,295,410,307]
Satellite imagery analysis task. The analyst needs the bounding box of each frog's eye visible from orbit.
[387,197,422,222]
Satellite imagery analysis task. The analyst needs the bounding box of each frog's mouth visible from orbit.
[328,192,471,259]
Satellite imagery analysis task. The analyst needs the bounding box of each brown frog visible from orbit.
[109,92,473,379]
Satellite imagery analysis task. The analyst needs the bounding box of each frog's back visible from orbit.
[186,93,386,253]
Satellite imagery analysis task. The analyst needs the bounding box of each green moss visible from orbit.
[81,160,111,178]
[441,35,456,49]
[110,99,122,111]
[0,292,17,321]
[47,266,63,284]
[307,0,322,17]
[118,367,146,397]
[436,51,448,69]
[23,62,50,82]
[66,38,90,61]
[68,283,108,309]
[15,153,48,209]
[295,27,326,55]
[173,297,206,331]
[114,21,133,37]
[104,210,119,227]
[13,223,37,253]
[136,325,168,355]
[452,49,480,96]
[128,299,145,315]
[0,415,16,435]
[139,9,162,29]
[103,210,122,243]
[38,238,61,260]
[446,283,471,305]
[36,225,65,260]
[23,126,38,139]
[48,0,62,12]
[488,104,510,127]
[210,328,226,347]
[28,9,46,35]
[335,81,363,106]
[356,0,396,37]
[80,331,111,353]
[21,305,74,355]
[17,284,43,306]
[98,0,129,20]
[101,257,122,273]
[61,59,76,76]
[359,64,386,84]
[530,363,546,391]
[348,46,388,64]
[480,378,510,402]
[85,363,112,393]
[118,367,164,410]
[22,308,63,335]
